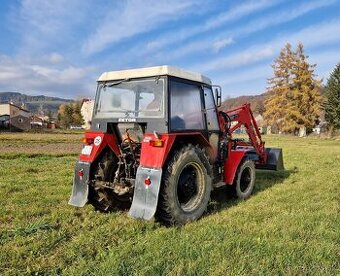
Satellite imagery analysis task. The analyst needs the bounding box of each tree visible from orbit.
[58,101,84,128]
[72,101,84,126]
[264,43,322,134]
[264,43,295,132]
[254,101,265,115]
[324,63,340,129]
[47,110,54,122]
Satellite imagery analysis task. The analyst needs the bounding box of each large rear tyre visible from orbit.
[156,145,212,225]
[88,151,131,212]
[232,159,255,199]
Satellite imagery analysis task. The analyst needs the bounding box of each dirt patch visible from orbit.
[0,143,81,154]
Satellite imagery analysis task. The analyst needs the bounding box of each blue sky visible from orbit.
[0,0,339,100]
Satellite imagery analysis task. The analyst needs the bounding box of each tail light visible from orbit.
[82,137,94,145]
[144,177,151,186]
[149,139,164,147]
[78,169,84,177]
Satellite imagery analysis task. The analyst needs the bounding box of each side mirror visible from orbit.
[212,85,222,107]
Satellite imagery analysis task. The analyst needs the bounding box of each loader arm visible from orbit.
[220,103,283,171]
[223,103,267,164]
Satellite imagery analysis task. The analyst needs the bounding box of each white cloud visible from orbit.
[0,55,95,97]
[232,0,337,39]
[48,53,64,64]
[117,0,281,65]
[203,0,281,30]
[212,38,234,52]
[1,0,99,97]
[213,65,271,87]
[189,18,340,96]
[194,18,340,74]
[143,0,281,53]
[198,46,274,72]
[143,0,337,65]
[81,0,198,55]
[12,0,90,55]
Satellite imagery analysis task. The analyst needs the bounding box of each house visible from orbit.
[312,121,328,134]
[254,114,267,134]
[47,121,57,129]
[0,103,31,131]
[31,115,48,129]
[0,115,10,129]
[81,99,94,129]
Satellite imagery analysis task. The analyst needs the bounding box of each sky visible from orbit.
[0,0,339,100]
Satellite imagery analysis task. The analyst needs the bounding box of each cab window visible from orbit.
[170,80,204,131]
[203,87,219,131]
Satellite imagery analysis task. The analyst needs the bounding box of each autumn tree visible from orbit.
[324,63,340,129]
[58,101,84,128]
[264,43,322,134]
[264,43,295,132]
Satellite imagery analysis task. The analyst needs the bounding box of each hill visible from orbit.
[220,93,267,114]
[221,93,267,114]
[0,92,74,115]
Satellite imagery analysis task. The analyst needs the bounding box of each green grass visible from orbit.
[0,134,339,275]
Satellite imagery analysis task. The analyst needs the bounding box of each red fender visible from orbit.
[140,132,210,169]
[224,150,247,185]
[79,132,120,163]
[139,134,176,169]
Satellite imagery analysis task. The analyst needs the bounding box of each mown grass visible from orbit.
[0,134,339,275]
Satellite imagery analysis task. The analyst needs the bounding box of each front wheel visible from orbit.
[156,145,212,225]
[232,159,256,199]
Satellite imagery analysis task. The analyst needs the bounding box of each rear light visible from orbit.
[82,137,94,144]
[78,169,84,177]
[149,139,164,147]
[144,177,151,186]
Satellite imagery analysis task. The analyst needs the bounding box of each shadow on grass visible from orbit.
[207,168,295,215]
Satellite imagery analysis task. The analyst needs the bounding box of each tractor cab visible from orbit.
[91,66,220,145]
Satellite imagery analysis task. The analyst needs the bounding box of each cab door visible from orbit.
[203,87,219,131]
[203,86,220,162]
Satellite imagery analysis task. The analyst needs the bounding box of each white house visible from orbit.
[81,99,94,129]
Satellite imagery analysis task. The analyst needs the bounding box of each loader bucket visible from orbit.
[256,147,284,171]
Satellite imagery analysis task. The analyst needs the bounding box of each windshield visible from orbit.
[94,77,164,118]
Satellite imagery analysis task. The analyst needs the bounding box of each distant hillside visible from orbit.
[0,92,74,115]
[221,93,268,114]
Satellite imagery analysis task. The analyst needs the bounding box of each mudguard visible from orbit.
[224,150,247,185]
[68,161,91,207]
[129,166,162,220]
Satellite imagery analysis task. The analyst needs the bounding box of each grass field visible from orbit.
[0,132,339,275]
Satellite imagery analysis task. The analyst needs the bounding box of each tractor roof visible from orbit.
[97,65,212,85]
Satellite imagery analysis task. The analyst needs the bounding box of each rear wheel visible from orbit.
[156,145,212,225]
[88,151,131,212]
[232,159,255,199]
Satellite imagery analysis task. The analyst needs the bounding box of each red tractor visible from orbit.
[69,66,283,225]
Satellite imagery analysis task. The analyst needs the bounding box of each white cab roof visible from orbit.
[98,65,211,85]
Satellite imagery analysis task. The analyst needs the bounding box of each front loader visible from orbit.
[69,65,283,225]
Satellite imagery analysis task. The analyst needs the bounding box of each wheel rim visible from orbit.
[240,167,252,192]
[176,162,205,212]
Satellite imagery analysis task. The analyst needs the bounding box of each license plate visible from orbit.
[81,145,93,156]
